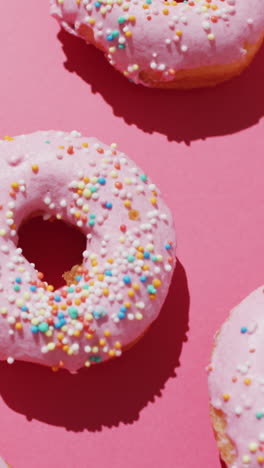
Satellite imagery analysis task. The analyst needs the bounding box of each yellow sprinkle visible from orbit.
[82,142,89,148]
[47,342,56,351]
[176,30,182,37]
[104,330,111,337]
[249,442,258,453]
[150,197,157,205]
[153,279,161,288]
[15,322,23,330]
[128,209,140,220]
[11,182,19,190]
[115,341,122,349]
[128,289,135,298]
[31,164,39,173]
[85,313,93,322]
[85,361,91,367]
[108,349,116,357]
[244,378,252,386]
[208,33,215,41]
[124,200,131,208]
[99,339,106,346]
[88,18,96,25]
[132,283,140,291]
[73,330,81,337]
[223,393,230,402]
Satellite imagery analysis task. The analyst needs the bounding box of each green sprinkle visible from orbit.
[118,44,125,49]
[147,285,157,294]
[140,174,147,182]
[118,16,126,24]
[256,412,264,419]
[127,255,135,262]
[90,186,97,193]
[152,256,158,262]
[68,287,75,293]
[83,284,89,290]
[89,356,102,363]
[112,30,119,38]
[38,322,49,333]
[89,220,95,226]
[90,213,96,219]
[13,285,20,292]
[68,306,79,319]
[45,140,51,144]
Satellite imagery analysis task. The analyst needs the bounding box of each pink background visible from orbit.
[0,1,264,467]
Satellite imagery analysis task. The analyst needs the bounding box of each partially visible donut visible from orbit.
[208,287,264,467]
[0,131,176,373]
[50,0,264,88]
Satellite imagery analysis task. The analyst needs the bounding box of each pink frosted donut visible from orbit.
[50,0,264,88]
[0,131,176,373]
[208,287,264,468]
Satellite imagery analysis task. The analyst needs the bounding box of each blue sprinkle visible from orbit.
[240,326,248,334]
[15,277,22,284]
[144,252,150,259]
[165,243,171,250]
[75,275,82,282]
[58,312,65,319]
[95,1,101,6]
[147,285,157,294]
[54,295,61,302]
[120,306,127,313]
[54,319,66,329]
[31,325,39,334]
[21,305,28,312]
[105,202,113,209]
[98,177,106,185]
[105,270,113,276]
[30,285,37,292]
[93,306,107,320]
[118,311,126,319]
[140,275,147,282]
[107,34,114,41]
[123,275,131,285]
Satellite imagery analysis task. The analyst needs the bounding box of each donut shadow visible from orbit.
[0,259,189,432]
[58,29,264,144]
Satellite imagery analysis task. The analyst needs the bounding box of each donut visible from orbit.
[208,287,264,468]
[0,130,176,373]
[50,0,264,88]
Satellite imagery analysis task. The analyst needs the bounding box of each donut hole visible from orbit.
[17,215,87,290]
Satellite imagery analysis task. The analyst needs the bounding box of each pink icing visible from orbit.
[208,287,264,468]
[50,0,264,85]
[0,131,176,373]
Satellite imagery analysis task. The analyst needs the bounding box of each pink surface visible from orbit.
[0,1,263,467]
